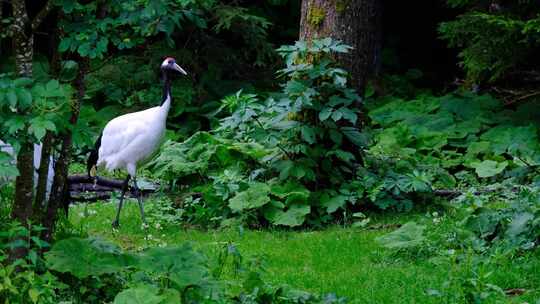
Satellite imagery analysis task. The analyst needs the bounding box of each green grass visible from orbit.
[67,197,540,303]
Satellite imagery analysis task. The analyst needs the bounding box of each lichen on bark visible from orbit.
[335,0,350,13]
[308,5,326,26]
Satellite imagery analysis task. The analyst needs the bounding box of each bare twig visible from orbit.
[505,91,540,106]
[31,0,53,31]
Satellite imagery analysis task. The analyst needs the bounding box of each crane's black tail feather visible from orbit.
[87,134,102,178]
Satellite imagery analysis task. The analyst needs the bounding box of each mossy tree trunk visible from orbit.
[9,0,53,260]
[11,0,35,229]
[299,0,382,94]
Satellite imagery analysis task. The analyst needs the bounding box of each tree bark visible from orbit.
[299,0,382,94]
[42,59,87,242]
[11,0,34,228]
[33,132,53,218]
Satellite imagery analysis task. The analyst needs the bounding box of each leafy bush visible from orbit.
[0,75,72,145]
[0,222,64,304]
[149,39,370,227]
[44,237,347,303]
[367,92,540,186]
[439,0,540,83]
[149,37,540,228]
[452,185,540,253]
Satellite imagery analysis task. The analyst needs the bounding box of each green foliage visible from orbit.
[55,0,210,58]
[0,150,18,179]
[455,186,540,252]
[0,75,72,144]
[375,222,426,249]
[43,237,346,303]
[439,1,540,83]
[368,91,540,188]
[0,222,64,304]
[148,132,269,183]
[56,0,282,154]
[45,237,134,278]
[229,182,270,212]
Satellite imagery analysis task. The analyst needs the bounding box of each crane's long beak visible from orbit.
[173,63,187,75]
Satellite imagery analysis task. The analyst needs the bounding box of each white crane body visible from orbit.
[97,96,170,176]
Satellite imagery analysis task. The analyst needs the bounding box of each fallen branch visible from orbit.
[67,174,156,203]
[68,174,126,189]
[433,186,519,198]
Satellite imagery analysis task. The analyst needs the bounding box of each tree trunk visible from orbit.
[11,0,34,228]
[299,0,382,94]
[42,59,87,242]
[33,132,53,218]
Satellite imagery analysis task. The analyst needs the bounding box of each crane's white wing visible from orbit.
[97,106,165,171]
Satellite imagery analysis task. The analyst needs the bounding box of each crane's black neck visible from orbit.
[161,70,172,106]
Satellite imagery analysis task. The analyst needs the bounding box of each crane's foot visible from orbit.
[112,220,120,229]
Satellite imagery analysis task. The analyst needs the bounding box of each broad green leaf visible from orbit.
[229,182,270,212]
[6,90,17,107]
[114,285,163,304]
[505,212,534,242]
[467,141,491,155]
[136,244,208,289]
[319,107,332,121]
[16,88,32,107]
[339,107,357,124]
[160,289,181,304]
[329,129,343,145]
[272,204,310,227]
[270,181,310,204]
[341,127,369,148]
[45,238,135,278]
[301,125,316,144]
[320,194,347,213]
[470,160,508,178]
[58,37,72,52]
[4,116,25,134]
[29,117,56,141]
[331,109,343,121]
[13,78,32,87]
[375,222,426,249]
[464,208,501,239]
[45,79,60,92]
[28,289,40,304]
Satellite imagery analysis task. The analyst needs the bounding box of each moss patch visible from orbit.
[335,0,349,13]
[307,6,326,27]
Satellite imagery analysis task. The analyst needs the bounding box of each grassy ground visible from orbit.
[67,197,540,304]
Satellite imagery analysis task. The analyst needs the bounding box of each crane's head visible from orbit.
[160,57,187,76]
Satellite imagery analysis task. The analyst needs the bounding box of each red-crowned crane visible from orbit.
[87,57,187,228]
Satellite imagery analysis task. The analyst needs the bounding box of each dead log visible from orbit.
[67,174,156,203]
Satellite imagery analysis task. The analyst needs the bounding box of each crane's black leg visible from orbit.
[112,174,131,228]
[133,176,147,227]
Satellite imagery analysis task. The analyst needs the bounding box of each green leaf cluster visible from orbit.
[43,237,346,303]
[439,1,540,83]
[0,75,72,144]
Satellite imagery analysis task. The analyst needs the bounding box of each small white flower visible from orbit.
[447,249,455,255]
[154,223,161,229]
[432,211,439,217]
